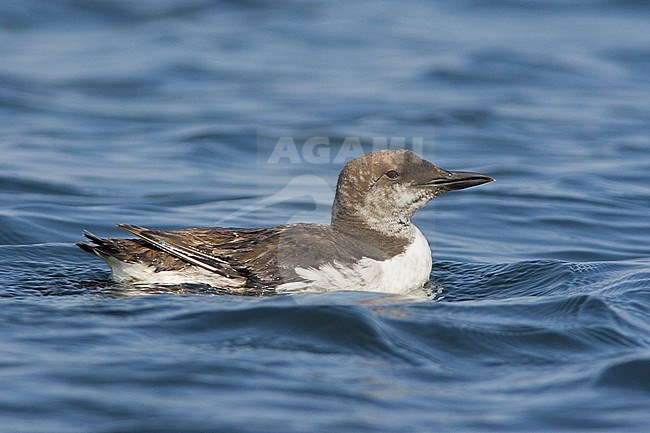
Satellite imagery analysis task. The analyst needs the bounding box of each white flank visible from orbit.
[101,255,245,288]
[277,225,432,294]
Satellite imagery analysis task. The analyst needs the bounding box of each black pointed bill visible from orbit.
[425,170,494,191]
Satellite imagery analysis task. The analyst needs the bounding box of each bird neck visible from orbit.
[331,202,414,255]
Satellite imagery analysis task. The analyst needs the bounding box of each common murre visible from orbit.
[77,150,493,295]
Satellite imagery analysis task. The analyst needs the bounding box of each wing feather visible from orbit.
[117,224,241,278]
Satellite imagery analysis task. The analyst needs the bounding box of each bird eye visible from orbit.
[385,170,400,180]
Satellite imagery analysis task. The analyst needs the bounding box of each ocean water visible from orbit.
[1,0,650,431]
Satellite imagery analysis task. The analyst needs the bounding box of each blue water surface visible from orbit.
[1,1,650,432]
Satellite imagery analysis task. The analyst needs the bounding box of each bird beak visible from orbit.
[426,170,494,191]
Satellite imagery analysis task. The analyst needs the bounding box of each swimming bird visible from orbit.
[77,150,493,295]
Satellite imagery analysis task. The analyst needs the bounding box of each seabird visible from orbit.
[77,149,493,295]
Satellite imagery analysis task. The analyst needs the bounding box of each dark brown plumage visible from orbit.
[77,150,494,293]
